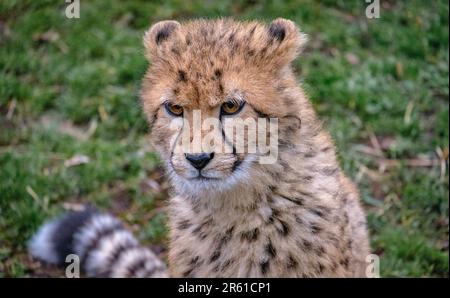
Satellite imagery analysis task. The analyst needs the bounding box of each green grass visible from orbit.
[0,0,448,277]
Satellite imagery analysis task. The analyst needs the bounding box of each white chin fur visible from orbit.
[28,219,60,264]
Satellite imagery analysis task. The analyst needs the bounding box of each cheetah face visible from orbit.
[140,19,305,195]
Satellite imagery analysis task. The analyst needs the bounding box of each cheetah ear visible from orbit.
[266,18,307,66]
[143,20,181,60]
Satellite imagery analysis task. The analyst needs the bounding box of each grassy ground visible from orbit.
[0,0,448,277]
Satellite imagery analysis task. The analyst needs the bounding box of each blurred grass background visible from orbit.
[0,0,448,277]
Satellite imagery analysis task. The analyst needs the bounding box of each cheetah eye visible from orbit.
[164,102,183,117]
[221,100,245,115]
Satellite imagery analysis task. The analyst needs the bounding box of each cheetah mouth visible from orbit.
[188,173,221,181]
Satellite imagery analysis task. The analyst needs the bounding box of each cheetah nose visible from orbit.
[185,153,214,170]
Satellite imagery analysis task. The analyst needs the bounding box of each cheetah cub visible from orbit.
[29,18,370,278]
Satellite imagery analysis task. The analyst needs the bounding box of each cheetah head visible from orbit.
[141,18,306,196]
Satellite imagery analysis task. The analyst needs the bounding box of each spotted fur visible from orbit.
[141,18,370,277]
